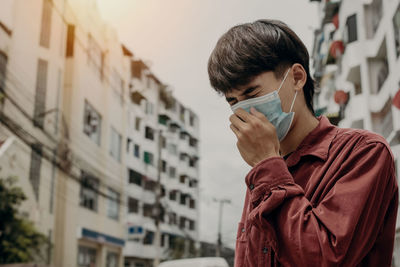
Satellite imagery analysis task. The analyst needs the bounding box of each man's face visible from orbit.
[224,69,296,114]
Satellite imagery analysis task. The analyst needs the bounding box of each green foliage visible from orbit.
[0,176,48,263]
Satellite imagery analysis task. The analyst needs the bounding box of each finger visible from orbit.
[230,123,241,139]
[229,114,246,131]
[234,108,254,123]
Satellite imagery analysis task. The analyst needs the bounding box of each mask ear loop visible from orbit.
[277,69,291,93]
[289,91,298,113]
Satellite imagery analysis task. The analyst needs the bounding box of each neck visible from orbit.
[279,109,319,157]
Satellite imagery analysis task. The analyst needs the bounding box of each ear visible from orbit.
[292,63,307,92]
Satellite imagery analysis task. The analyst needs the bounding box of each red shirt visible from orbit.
[235,116,398,267]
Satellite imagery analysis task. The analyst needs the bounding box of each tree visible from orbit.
[0,176,48,263]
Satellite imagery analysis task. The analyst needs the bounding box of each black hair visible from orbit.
[207,19,315,115]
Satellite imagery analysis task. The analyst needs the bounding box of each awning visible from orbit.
[130,90,146,105]
[329,40,345,59]
[393,89,400,109]
[81,227,125,247]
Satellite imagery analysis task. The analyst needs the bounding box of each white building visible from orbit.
[54,0,131,266]
[124,60,200,267]
[1,0,131,266]
[310,0,400,264]
[0,0,67,263]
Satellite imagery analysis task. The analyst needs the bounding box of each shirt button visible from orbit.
[241,228,245,233]
[249,184,255,190]
[262,247,268,254]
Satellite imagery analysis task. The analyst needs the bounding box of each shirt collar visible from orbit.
[285,116,337,167]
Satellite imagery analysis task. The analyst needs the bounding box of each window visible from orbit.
[189,198,196,209]
[145,126,154,140]
[143,230,154,245]
[189,220,195,231]
[189,179,198,188]
[106,252,119,267]
[126,138,131,153]
[33,59,48,128]
[393,4,400,57]
[80,172,99,211]
[345,14,358,43]
[0,51,7,92]
[39,0,52,48]
[77,246,97,267]
[145,101,154,115]
[134,144,140,158]
[144,180,156,191]
[189,114,195,126]
[128,197,139,213]
[189,137,198,148]
[128,169,142,186]
[135,117,141,131]
[189,157,197,168]
[169,190,177,201]
[29,143,43,200]
[83,100,102,145]
[87,34,103,79]
[109,127,122,162]
[169,166,176,178]
[169,212,177,225]
[144,151,154,165]
[160,135,166,148]
[180,132,186,140]
[180,175,186,184]
[180,193,186,205]
[107,188,120,220]
[179,217,186,229]
[111,68,124,103]
[161,160,167,173]
[66,24,75,57]
[179,105,185,122]
[143,203,153,217]
[168,144,177,156]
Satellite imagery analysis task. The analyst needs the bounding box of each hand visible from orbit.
[229,107,280,167]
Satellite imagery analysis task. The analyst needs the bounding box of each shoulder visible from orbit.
[333,127,394,165]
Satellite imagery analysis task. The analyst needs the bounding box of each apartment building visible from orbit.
[310,0,400,263]
[54,0,131,266]
[0,0,68,264]
[1,0,132,266]
[124,60,200,267]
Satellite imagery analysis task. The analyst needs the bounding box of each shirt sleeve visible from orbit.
[245,141,398,266]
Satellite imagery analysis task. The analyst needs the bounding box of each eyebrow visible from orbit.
[225,85,260,102]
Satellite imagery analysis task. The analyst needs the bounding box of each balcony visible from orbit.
[368,38,389,95]
[364,0,383,39]
[371,98,393,139]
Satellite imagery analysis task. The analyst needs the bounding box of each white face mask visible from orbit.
[231,69,298,141]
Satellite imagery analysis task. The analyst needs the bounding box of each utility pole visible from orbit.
[153,129,163,267]
[214,198,231,257]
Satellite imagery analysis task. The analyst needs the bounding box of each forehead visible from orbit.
[224,71,278,98]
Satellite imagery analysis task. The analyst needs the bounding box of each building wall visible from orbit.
[124,64,201,266]
[54,0,129,266]
[0,0,68,263]
[311,0,400,264]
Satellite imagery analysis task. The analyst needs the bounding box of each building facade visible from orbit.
[124,60,200,267]
[310,0,400,264]
[0,0,68,264]
[53,0,131,266]
[0,1,200,267]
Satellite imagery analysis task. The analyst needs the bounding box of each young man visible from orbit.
[207,19,398,267]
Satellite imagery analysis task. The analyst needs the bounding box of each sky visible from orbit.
[97,0,319,249]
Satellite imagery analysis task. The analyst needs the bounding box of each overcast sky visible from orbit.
[97,0,319,249]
